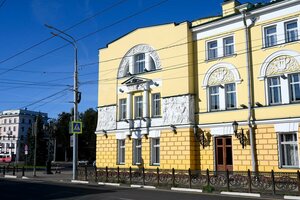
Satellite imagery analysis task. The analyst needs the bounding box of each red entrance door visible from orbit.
[216,137,233,171]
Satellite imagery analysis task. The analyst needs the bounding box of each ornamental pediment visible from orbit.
[208,67,235,86]
[266,55,300,76]
[121,76,150,86]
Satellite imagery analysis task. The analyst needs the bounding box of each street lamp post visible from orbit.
[45,24,79,180]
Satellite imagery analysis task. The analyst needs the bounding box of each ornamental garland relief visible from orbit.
[266,55,300,76]
[208,67,235,86]
[162,95,194,125]
[96,106,116,131]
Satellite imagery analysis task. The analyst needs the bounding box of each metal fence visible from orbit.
[78,166,300,195]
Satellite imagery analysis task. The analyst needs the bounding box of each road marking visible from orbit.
[285,196,300,200]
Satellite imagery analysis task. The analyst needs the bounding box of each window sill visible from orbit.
[262,39,300,50]
[205,54,237,62]
[151,116,162,119]
[118,68,162,79]
[117,163,125,165]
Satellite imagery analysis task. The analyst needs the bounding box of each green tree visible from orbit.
[55,112,72,161]
[27,115,47,165]
[78,108,97,162]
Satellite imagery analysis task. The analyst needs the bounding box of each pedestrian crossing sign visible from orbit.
[72,121,82,134]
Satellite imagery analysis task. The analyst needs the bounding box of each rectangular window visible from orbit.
[290,73,300,102]
[225,83,236,109]
[223,36,234,56]
[133,139,142,165]
[285,21,298,43]
[135,96,143,118]
[119,98,127,120]
[151,138,160,165]
[117,139,125,164]
[279,133,299,168]
[134,53,145,74]
[152,93,161,117]
[209,86,220,111]
[268,77,281,104]
[207,40,218,60]
[265,26,277,47]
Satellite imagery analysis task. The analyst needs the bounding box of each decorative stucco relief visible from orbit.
[266,55,300,76]
[96,106,116,132]
[162,95,194,125]
[118,44,161,78]
[208,67,235,86]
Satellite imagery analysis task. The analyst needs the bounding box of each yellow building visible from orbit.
[96,0,300,172]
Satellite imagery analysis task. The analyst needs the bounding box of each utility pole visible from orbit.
[33,118,37,177]
[45,24,79,180]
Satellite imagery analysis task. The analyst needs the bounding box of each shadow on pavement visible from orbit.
[0,178,117,200]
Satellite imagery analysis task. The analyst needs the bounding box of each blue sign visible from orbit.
[72,121,82,134]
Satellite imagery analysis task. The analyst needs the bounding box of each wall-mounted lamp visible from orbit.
[232,121,246,149]
[154,82,159,87]
[170,124,177,134]
[119,88,124,93]
[240,104,248,109]
[194,126,210,149]
[255,102,263,107]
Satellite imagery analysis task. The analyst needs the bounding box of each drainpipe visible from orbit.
[241,9,257,172]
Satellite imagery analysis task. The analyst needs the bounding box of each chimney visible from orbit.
[222,0,241,17]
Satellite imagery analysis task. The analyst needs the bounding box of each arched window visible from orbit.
[203,63,241,111]
[259,50,300,105]
[118,44,161,78]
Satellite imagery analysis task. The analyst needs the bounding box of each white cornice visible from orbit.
[191,0,299,33]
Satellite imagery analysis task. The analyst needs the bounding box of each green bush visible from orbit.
[202,185,214,193]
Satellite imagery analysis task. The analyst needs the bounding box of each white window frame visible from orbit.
[278,132,299,168]
[267,76,282,105]
[225,83,237,109]
[117,139,125,165]
[209,86,220,111]
[265,73,300,105]
[206,35,235,60]
[134,96,143,118]
[133,139,142,165]
[223,36,234,57]
[208,83,237,111]
[150,138,160,166]
[207,40,218,60]
[289,73,300,102]
[264,25,277,48]
[152,93,161,117]
[285,20,298,43]
[263,18,300,48]
[134,53,145,74]
[119,98,127,120]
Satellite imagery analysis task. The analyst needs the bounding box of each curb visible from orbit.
[130,184,156,189]
[284,196,300,200]
[171,187,202,193]
[4,175,17,179]
[98,182,121,186]
[71,180,89,184]
[21,176,29,179]
[220,191,261,197]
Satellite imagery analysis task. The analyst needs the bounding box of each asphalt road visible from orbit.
[0,178,281,200]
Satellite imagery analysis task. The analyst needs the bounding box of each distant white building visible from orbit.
[0,109,47,162]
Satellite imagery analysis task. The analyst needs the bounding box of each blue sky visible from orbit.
[0,0,266,118]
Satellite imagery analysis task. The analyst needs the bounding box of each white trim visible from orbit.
[4,175,17,179]
[274,122,299,132]
[210,126,233,136]
[116,132,127,140]
[98,182,121,186]
[148,130,160,138]
[259,50,300,80]
[202,62,242,88]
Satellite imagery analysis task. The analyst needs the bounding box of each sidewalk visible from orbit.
[23,169,73,183]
